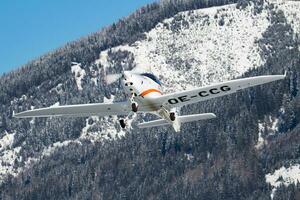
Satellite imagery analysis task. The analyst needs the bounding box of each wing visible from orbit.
[14,102,130,118]
[156,74,285,109]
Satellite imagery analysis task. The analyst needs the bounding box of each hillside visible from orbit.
[0,0,300,199]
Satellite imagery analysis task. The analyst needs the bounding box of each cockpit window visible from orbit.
[141,73,161,85]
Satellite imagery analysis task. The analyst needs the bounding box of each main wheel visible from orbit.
[132,103,138,112]
[119,119,126,128]
[170,112,176,121]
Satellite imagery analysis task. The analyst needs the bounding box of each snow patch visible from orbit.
[255,116,279,149]
[103,95,115,104]
[20,95,27,101]
[0,131,21,183]
[71,62,86,90]
[255,122,265,149]
[79,114,132,141]
[42,140,74,157]
[91,78,98,86]
[22,140,82,174]
[50,102,60,107]
[53,83,64,94]
[266,164,300,199]
[49,83,64,94]
[0,131,15,152]
[185,153,194,161]
[95,51,109,68]
[0,147,21,180]
[207,152,211,159]
[80,116,100,140]
[277,1,300,35]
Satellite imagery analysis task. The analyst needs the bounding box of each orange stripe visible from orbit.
[140,89,162,97]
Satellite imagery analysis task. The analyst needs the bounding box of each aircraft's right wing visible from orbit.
[14,101,131,118]
[156,74,286,109]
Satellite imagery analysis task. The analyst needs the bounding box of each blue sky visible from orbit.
[0,0,157,75]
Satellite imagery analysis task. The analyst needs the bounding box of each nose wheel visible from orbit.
[120,96,138,128]
[131,102,138,112]
[170,112,176,121]
[119,119,126,129]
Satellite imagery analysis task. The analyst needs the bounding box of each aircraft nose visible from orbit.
[123,71,131,80]
[123,71,135,89]
[123,71,128,80]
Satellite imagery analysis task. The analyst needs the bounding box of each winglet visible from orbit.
[284,70,287,78]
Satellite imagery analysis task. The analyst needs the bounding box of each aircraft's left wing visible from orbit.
[14,102,130,118]
[156,74,286,109]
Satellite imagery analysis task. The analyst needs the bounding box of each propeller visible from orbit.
[105,66,149,85]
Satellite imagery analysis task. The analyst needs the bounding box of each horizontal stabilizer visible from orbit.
[178,113,216,123]
[138,119,170,129]
[138,113,216,129]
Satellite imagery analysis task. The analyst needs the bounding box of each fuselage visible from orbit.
[120,71,181,131]
[121,71,163,110]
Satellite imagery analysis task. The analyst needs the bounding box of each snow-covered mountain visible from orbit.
[0,0,300,199]
[99,4,269,92]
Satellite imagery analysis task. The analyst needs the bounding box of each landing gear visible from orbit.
[120,94,138,128]
[170,112,176,121]
[119,119,126,128]
[131,102,138,112]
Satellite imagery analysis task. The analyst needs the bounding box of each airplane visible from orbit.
[14,70,286,132]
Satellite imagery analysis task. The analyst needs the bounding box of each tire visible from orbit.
[119,119,126,128]
[170,112,176,121]
[132,103,138,112]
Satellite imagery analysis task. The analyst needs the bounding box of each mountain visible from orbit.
[0,0,300,199]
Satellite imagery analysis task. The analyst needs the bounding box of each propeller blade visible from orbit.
[105,73,122,85]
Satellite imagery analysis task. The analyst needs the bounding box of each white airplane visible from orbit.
[14,70,286,132]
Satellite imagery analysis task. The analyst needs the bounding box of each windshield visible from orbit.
[141,73,161,85]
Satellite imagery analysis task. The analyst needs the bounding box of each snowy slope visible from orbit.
[0,131,21,183]
[276,0,300,35]
[266,164,300,199]
[96,4,270,93]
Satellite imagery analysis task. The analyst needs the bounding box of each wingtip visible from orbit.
[211,113,217,118]
[207,113,217,119]
[13,111,29,119]
[13,113,22,118]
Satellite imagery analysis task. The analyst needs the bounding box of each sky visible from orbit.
[0,0,157,75]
